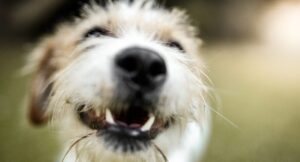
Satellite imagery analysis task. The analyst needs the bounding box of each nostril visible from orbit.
[149,61,166,79]
[116,54,139,74]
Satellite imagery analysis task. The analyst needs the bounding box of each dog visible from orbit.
[25,0,210,162]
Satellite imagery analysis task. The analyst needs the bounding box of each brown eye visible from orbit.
[84,27,111,38]
[166,40,184,52]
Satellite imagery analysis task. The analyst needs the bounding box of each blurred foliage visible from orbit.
[0,0,275,43]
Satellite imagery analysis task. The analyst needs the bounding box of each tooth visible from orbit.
[106,109,115,124]
[141,114,155,131]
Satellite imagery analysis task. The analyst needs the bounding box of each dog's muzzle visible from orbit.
[78,47,171,153]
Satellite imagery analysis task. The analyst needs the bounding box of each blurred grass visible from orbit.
[202,44,300,162]
[0,43,300,162]
[0,46,58,162]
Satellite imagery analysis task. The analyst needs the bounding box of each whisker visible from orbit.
[152,142,168,162]
[206,105,239,129]
[61,132,95,162]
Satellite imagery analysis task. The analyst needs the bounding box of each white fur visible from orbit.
[28,1,211,162]
[49,28,209,162]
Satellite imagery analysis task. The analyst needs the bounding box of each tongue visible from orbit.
[129,123,142,128]
[116,121,142,129]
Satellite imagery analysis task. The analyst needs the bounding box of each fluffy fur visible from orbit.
[26,0,210,162]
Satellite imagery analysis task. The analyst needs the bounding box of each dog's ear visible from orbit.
[27,39,57,126]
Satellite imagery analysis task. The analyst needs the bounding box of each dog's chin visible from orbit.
[77,104,173,153]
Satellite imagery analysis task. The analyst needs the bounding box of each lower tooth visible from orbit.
[141,115,155,131]
[106,109,115,124]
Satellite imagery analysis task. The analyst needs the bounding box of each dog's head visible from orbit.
[26,0,208,160]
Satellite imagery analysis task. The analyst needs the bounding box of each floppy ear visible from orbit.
[27,39,57,125]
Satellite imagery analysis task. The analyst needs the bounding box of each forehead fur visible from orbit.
[77,0,199,42]
[27,0,203,74]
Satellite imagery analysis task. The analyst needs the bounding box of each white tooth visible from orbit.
[106,109,115,124]
[141,115,155,131]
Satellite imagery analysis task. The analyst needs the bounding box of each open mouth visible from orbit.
[78,105,171,153]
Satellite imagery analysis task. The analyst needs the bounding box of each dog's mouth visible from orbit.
[78,105,171,153]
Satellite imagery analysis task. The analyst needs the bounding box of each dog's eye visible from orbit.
[166,40,184,52]
[84,27,111,38]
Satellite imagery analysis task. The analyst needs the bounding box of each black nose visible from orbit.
[115,47,167,92]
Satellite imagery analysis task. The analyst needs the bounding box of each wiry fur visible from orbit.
[26,0,210,162]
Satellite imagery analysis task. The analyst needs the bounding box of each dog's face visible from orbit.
[27,0,207,160]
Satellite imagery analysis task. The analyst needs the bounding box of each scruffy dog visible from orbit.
[26,0,210,162]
